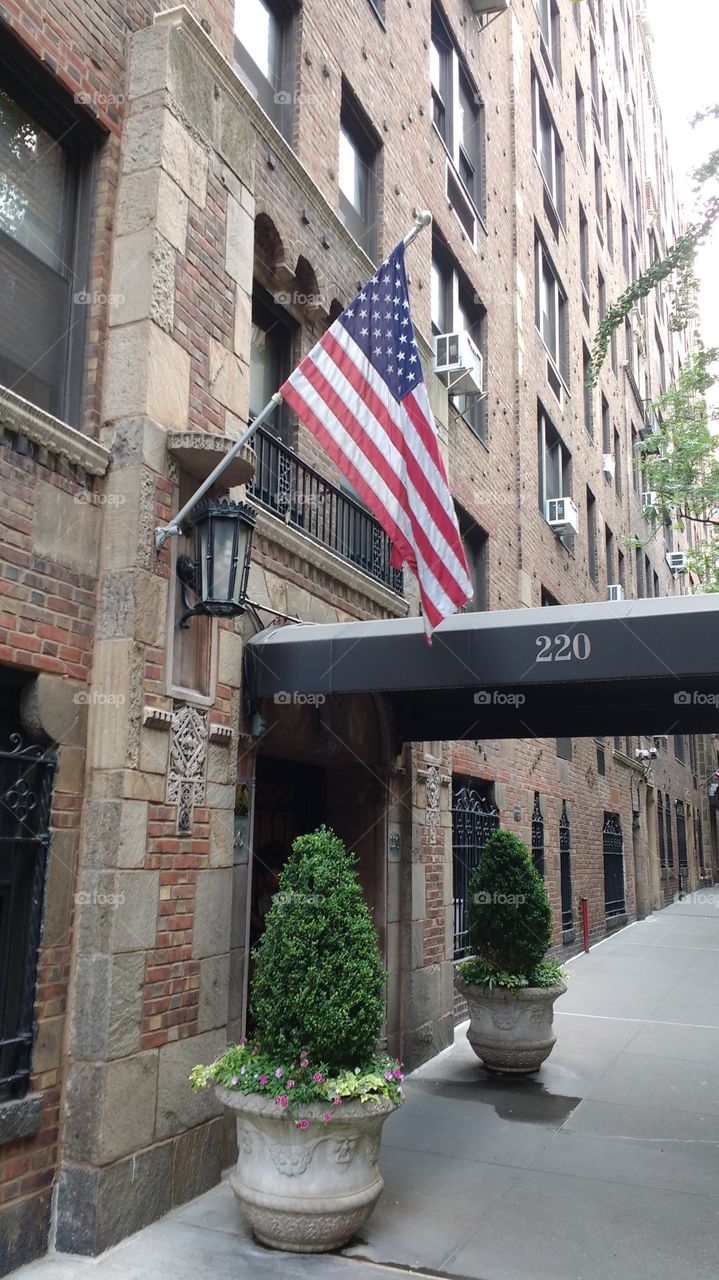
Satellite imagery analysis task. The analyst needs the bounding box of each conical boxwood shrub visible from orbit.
[249,826,386,1072]
[467,829,552,976]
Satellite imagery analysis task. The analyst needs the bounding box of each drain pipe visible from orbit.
[580,897,590,953]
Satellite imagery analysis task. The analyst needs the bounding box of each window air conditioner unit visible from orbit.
[602,453,615,479]
[545,497,579,535]
[607,584,625,602]
[665,552,688,573]
[433,331,484,397]
[641,490,657,508]
[468,0,508,10]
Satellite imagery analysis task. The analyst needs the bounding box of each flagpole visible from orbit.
[154,211,433,551]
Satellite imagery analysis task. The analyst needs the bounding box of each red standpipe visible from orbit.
[581,897,589,953]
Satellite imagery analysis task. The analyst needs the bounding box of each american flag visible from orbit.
[280,241,472,634]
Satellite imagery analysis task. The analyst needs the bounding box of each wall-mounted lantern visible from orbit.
[176,497,257,628]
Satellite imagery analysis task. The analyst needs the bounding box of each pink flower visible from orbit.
[239,1037,247,1045]
[385,1071,393,1081]
[251,1047,258,1055]
[332,1096,342,1106]
[300,1059,309,1068]
[275,1094,289,1109]
[393,1069,403,1080]
[275,1068,284,1078]
[295,1119,310,1129]
[287,1079,295,1088]
[230,1076,238,1086]
[322,1113,332,1123]
[259,1075,268,1086]
[312,1072,324,1083]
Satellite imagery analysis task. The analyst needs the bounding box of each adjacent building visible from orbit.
[0,0,716,1271]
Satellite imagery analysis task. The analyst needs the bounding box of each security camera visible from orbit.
[649,747,658,759]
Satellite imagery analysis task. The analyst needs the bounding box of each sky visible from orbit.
[645,0,719,355]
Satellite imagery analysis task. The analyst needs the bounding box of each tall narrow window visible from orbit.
[621,207,629,274]
[603,812,626,920]
[535,236,567,380]
[532,793,545,876]
[560,802,573,933]
[676,801,688,869]
[594,149,603,235]
[583,347,594,438]
[338,88,380,257]
[605,522,615,584]
[234,0,294,139]
[538,407,572,511]
[535,0,561,80]
[614,427,622,498]
[532,70,564,221]
[431,6,485,218]
[657,793,666,868]
[587,486,598,582]
[0,50,95,424]
[457,508,488,611]
[579,204,590,298]
[665,792,674,868]
[601,394,611,452]
[575,75,586,159]
[635,545,643,597]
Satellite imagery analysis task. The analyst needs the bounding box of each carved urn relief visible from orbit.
[454,974,567,1073]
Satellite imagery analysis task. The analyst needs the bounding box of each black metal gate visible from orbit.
[0,733,55,1100]
[531,793,545,877]
[602,811,626,920]
[451,778,499,959]
[559,800,573,931]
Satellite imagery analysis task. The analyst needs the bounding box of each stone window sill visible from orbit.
[0,1093,43,1146]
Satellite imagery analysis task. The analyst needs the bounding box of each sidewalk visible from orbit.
[15,890,719,1280]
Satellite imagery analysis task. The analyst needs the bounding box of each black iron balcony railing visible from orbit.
[247,427,404,595]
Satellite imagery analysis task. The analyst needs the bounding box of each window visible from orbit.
[589,38,599,120]
[598,268,606,323]
[234,0,294,139]
[532,794,545,876]
[0,45,96,425]
[601,394,611,452]
[535,0,560,80]
[249,285,296,442]
[606,197,614,258]
[557,737,573,760]
[560,802,573,933]
[583,347,594,438]
[0,698,55,1101]
[676,800,688,869]
[587,486,598,581]
[618,548,626,591]
[451,778,499,957]
[538,407,571,512]
[535,235,567,381]
[594,149,603,236]
[655,327,666,394]
[621,207,629,274]
[532,70,564,222]
[675,735,686,765]
[635,545,643,597]
[431,239,488,442]
[457,508,488,611]
[579,203,590,306]
[575,76,586,159]
[657,793,666,868]
[596,738,606,775]
[605,521,615,583]
[614,428,622,498]
[613,15,621,71]
[617,108,625,180]
[644,553,652,596]
[431,7,485,219]
[653,569,660,597]
[338,87,380,257]
[603,812,626,919]
[665,793,674,867]
[602,86,610,151]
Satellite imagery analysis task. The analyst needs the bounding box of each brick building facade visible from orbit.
[0,0,716,1272]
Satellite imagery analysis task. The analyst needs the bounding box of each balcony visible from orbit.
[247,427,404,596]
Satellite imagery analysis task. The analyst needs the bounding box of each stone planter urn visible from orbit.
[455,974,567,1073]
[218,1086,398,1252]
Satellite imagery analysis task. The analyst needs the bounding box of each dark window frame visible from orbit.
[233,0,296,142]
[0,37,98,427]
[338,82,381,259]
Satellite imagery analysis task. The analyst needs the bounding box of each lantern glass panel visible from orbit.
[211,516,237,605]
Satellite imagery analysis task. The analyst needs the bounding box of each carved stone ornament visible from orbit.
[425,764,441,845]
[166,703,208,834]
[454,974,567,1074]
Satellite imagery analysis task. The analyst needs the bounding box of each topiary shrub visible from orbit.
[249,825,386,1073]
[466,828,553,979]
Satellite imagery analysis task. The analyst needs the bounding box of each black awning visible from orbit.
[244,595,719,739]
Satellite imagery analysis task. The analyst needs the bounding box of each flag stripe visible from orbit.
[283,368,461,618]
[306,335,471,600]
